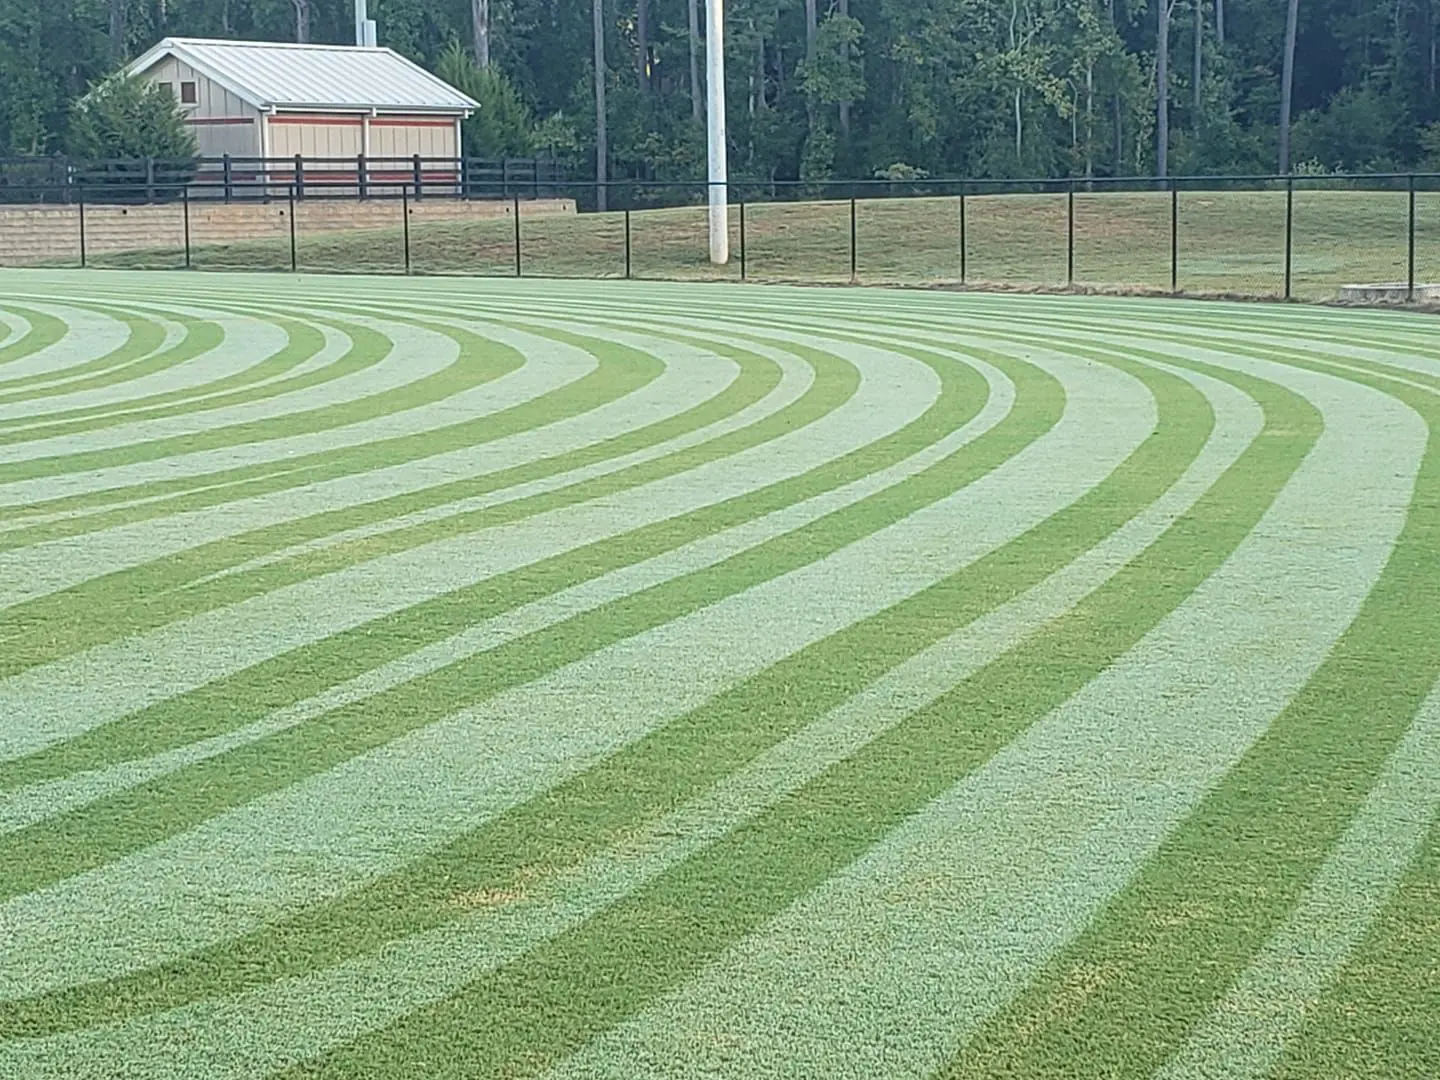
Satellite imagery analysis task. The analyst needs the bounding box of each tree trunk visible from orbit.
[1215,0,1225,44]
[109,0,126,62]
[1109,0,1123,173]
[1086,60,1095,178]
[472,0,491,68]
[1279,0,1299,172]
[838,0,851,135]
[1193,0,1203,134]
[805,0,818,60]
[593,0,608,211]
[291,0,310,43]
[637,0,649,92]
[473,0,491,68]
[688,0,702,121]
[1157,0,1170,177]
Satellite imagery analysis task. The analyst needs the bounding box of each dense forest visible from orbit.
[2,0,1439,181]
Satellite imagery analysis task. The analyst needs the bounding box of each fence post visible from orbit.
[402,184,411,274]
[183,186,191,269]
[78,189,87,269]
[513,195,522,277]
[1408,174,1417,303]
[1170,183,1179,293]
[294,154,305,200]
[288,185,298,272]
[624,209,632,279]
[413,154,423,201]
[739,201,747,281]
[1284,176,1294,300]
[1066,180,1075,286]
[146,156,155,203]
[849,196,858,283]
[502,158,510,199]
[358,154,368,200]
[959,185,967,284]
[223,153,233,204]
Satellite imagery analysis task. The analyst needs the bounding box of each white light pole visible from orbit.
[705,0,728,264]
[354,0,375,46]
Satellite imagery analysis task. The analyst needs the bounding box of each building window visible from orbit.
[180,81,198,105]
[157,82,173,97]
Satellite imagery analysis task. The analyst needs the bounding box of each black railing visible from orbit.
[0,154,567,204]
[2,172,1438,304]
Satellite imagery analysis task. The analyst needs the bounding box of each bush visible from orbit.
[68,74,197,162]
[436,43,534,158]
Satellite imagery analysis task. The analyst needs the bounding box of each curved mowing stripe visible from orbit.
[550,355,1418,1079]
[0,270,1435,1080]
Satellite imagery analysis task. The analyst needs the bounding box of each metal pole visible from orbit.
[78,190,86,268]
[1170,184,1179,292]
[1408,175,1417,302]
[183,186,191,269]
[705,0,729,264]
[624,208,632,279]
[1284,176,1294,300]
[288,185,297,272]
[850,196,858,282]
[513,195,522,277]
[959,187,967,284]
[402,185,411,274]
[739,201,747,280]
[1066,181,1075,286]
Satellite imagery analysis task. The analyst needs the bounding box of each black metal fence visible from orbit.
[0,154,567,204]
[3,168,1438,303]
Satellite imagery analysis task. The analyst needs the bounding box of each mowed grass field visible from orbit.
[0,270,1437,1079]
[91,187,1440,301]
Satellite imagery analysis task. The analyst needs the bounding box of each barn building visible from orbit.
[125,37,477,186]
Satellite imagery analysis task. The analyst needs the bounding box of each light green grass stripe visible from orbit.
[0,311,228,415]
[938,357,1440,1080]
[1155,676,1440,1080]
[1268,824,1440,1079]
[0,321,724,610]
[555,349,1419,1080]
[0,340,1019,1035]
[0,352,998,835]
[0,337,987,955]
[0,357,1258,1080]
[252,342,1270,1080]
[0,333,815,779]
[0,315,329,441]
[0,315,536,528]
[0,306,89,370]
[0,307,167,397]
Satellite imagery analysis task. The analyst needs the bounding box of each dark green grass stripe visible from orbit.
[0,340,1028,1036]
[0,316,526,533]
[0,341,909,884]
[0,308,167,398]
[938,360,1439,1080]
[0,306,70,368]
[0,336,825,781]
[0,313,223,410]
[0,317,328,441]
[1271,815,1440,1080]
[273,359,1311,1080]
[0,328,762,677]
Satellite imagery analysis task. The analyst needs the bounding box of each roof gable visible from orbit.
[128,38,477,114]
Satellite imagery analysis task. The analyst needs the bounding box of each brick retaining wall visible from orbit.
[0,197,576,266]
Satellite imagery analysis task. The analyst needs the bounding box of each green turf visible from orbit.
[0,270,1436,1079]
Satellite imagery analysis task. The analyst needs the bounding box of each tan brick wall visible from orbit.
[0,198,576,266]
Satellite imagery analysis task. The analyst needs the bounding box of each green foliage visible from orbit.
[436,42,534,157]
[1,0,1437,181]
[67,74,197,162]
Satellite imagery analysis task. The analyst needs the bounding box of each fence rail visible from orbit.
[2,171,1439,304]
[0,154,567,204]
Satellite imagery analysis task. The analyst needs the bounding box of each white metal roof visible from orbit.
[127,37,477,115]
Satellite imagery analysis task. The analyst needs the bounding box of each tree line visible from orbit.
[2,0,1438,182]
